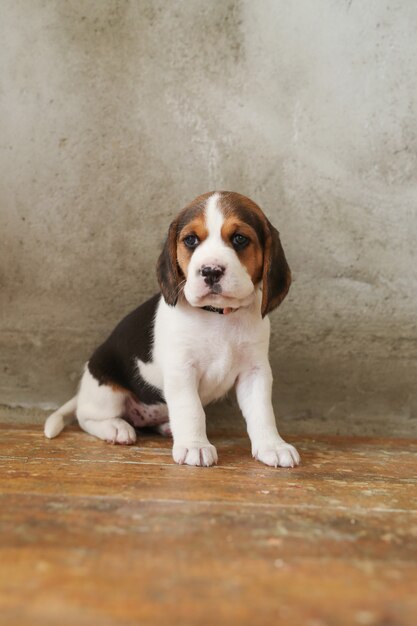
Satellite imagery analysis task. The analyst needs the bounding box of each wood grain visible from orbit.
[0,423,416,626]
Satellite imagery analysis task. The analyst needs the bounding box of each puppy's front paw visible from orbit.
[253,442,300,468]
[173,443,218,467]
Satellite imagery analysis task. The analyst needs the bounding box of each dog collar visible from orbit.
[202,305,237,315]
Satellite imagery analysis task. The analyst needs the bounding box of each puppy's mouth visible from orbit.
[201,291,237,306]
[202,283,244,302]
[183,278,255,310]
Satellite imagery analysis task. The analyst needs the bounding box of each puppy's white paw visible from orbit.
[173,443,218,467]
[100,418,137,445]
[253,442,300,468]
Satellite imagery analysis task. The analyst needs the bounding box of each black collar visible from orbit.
[202,305,239,315]
[202,305,226,314]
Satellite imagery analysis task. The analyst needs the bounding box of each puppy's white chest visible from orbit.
[145,298,270,407]
[197,344,239,405]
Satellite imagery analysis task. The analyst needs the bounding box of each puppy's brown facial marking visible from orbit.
[177,215,208,278]
[220,218,264,284]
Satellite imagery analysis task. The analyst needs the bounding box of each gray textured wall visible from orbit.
[1,1,416,436]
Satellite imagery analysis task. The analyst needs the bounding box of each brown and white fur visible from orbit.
[45,191,300,468]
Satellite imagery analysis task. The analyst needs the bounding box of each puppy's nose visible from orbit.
[201,265,225,286]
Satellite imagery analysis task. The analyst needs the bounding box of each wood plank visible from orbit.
[1,428,416,512]
[1,494,417,626]
[1,423,416,626]
[3,424,417,477]
[1,493,416,563]
[2,455,417,513]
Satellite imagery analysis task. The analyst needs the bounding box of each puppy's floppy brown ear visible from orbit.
[157,219,182,306]
[261,219,291,317]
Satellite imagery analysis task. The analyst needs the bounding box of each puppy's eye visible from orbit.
[183,234,200,249]
[232,233,249,249]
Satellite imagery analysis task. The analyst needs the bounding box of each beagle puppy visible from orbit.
[45,191,300,468]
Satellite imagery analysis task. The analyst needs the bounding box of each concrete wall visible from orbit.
[1,0,416,436]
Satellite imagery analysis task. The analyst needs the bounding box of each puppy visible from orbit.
[44,191,300,468]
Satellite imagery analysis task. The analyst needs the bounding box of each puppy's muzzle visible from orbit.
[200,265,225,287]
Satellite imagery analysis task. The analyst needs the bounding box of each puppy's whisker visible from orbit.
[175,279,186,298]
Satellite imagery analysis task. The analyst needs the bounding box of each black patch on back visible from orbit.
[88,293,165,405]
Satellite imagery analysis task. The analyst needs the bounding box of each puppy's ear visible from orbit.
[157,219,182,306]
[261,219,291,317]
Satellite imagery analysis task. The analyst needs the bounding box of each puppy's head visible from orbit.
[157,191,291,317]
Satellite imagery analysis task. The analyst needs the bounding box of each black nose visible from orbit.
[201,265,225,286]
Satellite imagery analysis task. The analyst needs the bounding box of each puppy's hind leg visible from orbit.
[154,421,172,437]
[76,368,136,445]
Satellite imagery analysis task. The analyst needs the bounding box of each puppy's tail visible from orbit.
[44,396,77,439]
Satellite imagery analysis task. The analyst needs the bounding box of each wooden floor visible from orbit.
[1,423,416,626]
